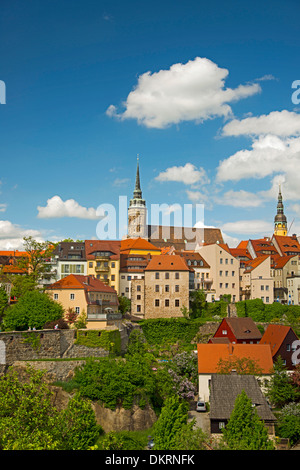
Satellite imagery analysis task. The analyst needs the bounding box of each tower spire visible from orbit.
[134,154,142,199]
[274,183,287,236]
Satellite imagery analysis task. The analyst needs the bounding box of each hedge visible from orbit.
[139,317,205,346]
[75,329,121,355]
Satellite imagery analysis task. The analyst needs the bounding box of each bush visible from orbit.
[139,318,205,347]
[75,329,121,355]
[44,318,69,329]
[3,290,64,331]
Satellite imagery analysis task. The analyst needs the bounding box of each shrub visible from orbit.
[3,290,64,331]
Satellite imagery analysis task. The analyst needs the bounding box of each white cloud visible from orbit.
[37,196,103,220]
[107,57,260,129]
[221,219,273,235]
[155,163,208,185]
[222,110,300,138]
[0,220,44,250]
[0,204,7,212]
[215,189,263,207]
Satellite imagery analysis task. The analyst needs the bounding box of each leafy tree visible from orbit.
[118,296,131,315]
[0,367,100,450]
[265,357,299,407]
[15,236,56,284]
[97,432,125,450]
[3,290,64,331]
[189,289,207,319]
[153,396,189,450]
[0,287,8,319]
[222,390,274,450]
[277,402,300,446]
[172,421,209,450]
[9,274,38,299]
[216,356,263,375]
[60,393,100,450]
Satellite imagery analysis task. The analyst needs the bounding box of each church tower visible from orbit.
[274,185,287,236]
[128,157,147,238]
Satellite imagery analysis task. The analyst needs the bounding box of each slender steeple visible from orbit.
[133,155,142,200]
[274,184,287,236]
[128,156,147,238]
[130,155,145,207]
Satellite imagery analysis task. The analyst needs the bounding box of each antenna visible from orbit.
[287,218,295,235]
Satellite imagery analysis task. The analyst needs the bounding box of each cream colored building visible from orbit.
[130,254,190,319]
[240,255,274,304]
[85,240,121,295]
[197,243,240,302]
[47,274,121,329]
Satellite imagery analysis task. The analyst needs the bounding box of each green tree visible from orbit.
[0,287,8,319]
[173,421,209,450]
[153,396,189,450]
[16,236,56,284]
[216,356,263,375]
[3,290,64,331]
[265,357,299,407]
[0,367,100,450]
[189,290,207,319]
[118,296,131,315]
[222,390,274,450]
[60,393,100,450]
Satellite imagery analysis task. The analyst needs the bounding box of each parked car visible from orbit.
[196,400,206,412]
[147,437,154,449]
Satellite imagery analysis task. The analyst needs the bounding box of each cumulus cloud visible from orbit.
[0,220,44,250]
[221,219,273,235]
[37,196,103,220]
[155,163,208,185]
[215,190,263,207]
[222,110,300,138]
[107,57,260,129]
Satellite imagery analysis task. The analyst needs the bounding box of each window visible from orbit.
[111,262,115,268]
[175,272,180,279]
[219,270,223,276]
[155,299,160,307]
[127,276,131,281]
[165,299,169,307]
[165,285,169,292]
[225,271,228,276]
[266,297,269,303]
[232,283,235,289]
[111,274,115,281]
[225,283,228,288]
[54,293,58,300]
[89,262,93,268]
[155,272,160,279]
[76,265,81,273]
[75,307,80,314]
[225,259,228,264]
[121,275,125,279]
[137,305,141,313]
[232,271,235,276]
[175,285,179,292]
[219,283,223,288]
[222,330,227,335]
[266,285,269,291]
[261,285,264,290]
[220,258,223,264]
[70,293,75,300]
[219,422,225,429]
[155,285,159,292]
[165,272,169,279]
[175,299,180,307]
[137,285,141,292]
[287,344,291,351]
[137,295,141,300]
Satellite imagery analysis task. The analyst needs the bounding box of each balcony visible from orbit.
[95,265,110,272]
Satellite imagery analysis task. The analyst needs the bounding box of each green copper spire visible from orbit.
[133,155,142,199]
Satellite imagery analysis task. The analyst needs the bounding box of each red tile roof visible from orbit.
[85,240,121,260]
[47,274,117,293]
[121,237,161,253]
[144,254,189,271]
[273,235,300,255]
[260,324,297,357]
[197,343,274,374]
[244,254,270,272]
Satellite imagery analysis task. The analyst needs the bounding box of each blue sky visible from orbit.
[1,0,300,249]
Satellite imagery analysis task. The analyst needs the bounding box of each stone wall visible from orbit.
[0,328,112,368]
